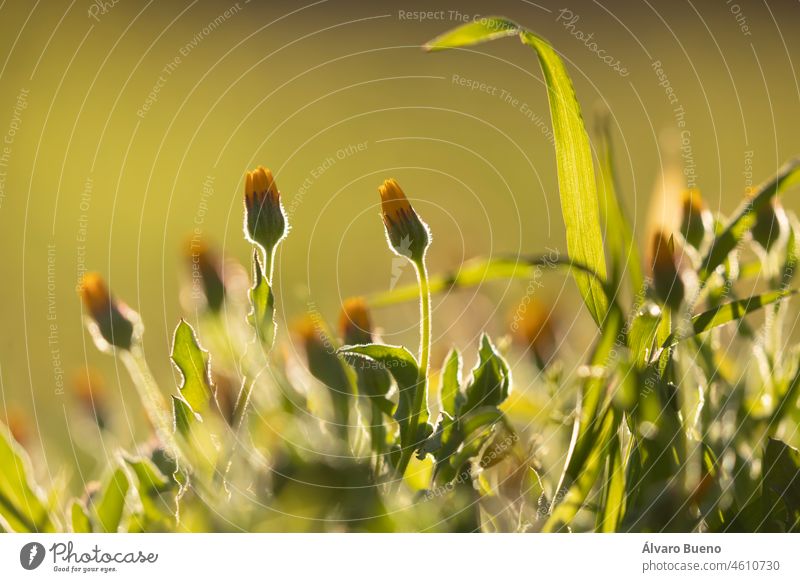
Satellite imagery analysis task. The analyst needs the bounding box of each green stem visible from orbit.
[396,258,432,480]
[215,247,277,484]
[121,348,177,454]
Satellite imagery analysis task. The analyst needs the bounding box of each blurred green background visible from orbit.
[1,0,799,484]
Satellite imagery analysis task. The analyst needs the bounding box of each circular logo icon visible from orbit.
[20,542,46,570]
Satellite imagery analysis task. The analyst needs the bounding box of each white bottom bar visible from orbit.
[0,534,797,580]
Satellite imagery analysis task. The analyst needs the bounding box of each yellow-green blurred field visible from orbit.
[2,0,800,532]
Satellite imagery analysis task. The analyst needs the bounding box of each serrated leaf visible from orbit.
[339,344,420,445]
[427,18,609,326]
[461,335,511,415]
[171,319,213,416]
[123,454,169,493]
[172,396,198,437]
[700,158,800,281]
[0,423,53,532]
[94,467,130,533]
[70,499,92,533]
[439,348,462,419]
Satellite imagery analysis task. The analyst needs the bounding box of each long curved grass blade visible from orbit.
[596,431,626,532]
[663,289,798,347]
[544,406,619,532]
[551,307,622,519]
[426,17,609,327]
[367,255,603,308]
[596,110,643,297]
[700,158,800,281]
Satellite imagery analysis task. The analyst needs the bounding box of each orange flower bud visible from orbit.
[72,368,108,429]
[751,197,788,251]
[244,166,288,258]
[649,231,685,310]
[512,299,557,369]
[185,238,225,313]
[6,405,30,448]
[679,189,712,248]
[378,179,430,263]
[79,273,138,351]
[339,297,373,346]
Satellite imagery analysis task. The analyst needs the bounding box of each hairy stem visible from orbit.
[396,258,432,480]
[215,247,276,484]
[121,348,177,454]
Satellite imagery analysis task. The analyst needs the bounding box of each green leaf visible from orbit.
[339,344,420,442]
[627,302,662,369]
[124,454,169,493]
[544,406,619,531]
[763,438,800,530]
[521,466,546,513]
[123,454,175,531]
[552,307,621,508]
[461,335,511,415]
[663,289,798,347]
[424,17,519,49]
[93,467,130,533]
[172,396,198,437]
[0,423,53,532]
[368,254,605,309]
[427,18,609,326]
[171,319,213,416]
[248,250,276,348]
[595,110,644,297]
[459,405,505,438]
[439,348,462,418]
[304,327,353,437]
[700,158,800,281]
[70,499,92,533]
[596,431,626,532]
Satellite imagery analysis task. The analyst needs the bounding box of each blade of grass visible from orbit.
[663,288,798,348]
[367,255,604,308]
[700,158,800,282]
[595,110,643,297]
[596,430,626,532]
[426,17,609,327]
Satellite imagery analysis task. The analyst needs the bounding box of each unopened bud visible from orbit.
[751,197,788,251]
[79,273,139,351]
[339,297,373,346]
[378,179,430,264]
[512,299,557,369]
[244,166,288,259]
[650,231,685,310]
[72,368,108,430]
[679,189,712,248]
[185,238,226,313]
